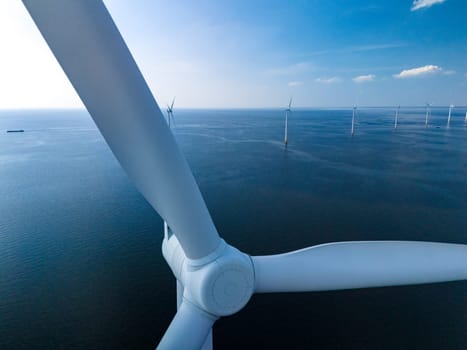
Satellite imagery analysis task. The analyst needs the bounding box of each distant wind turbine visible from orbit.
[284,98,292,145]
[425,103,431,128]
[394,105,400,129]
[167,97,176,128]
[351,106,356,136]
[447,104,454,127]
[164,97,176,240]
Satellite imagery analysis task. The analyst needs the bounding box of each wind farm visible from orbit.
[1,1,467,350]
[16,2,467,349]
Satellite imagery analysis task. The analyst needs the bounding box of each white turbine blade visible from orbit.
[288,97,293,109]
[157,301,217,350]
[22,0,221,259]
[252,241,467,293]
[171,96,176,110]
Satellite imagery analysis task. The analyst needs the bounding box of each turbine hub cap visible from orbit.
[183,242,254,317]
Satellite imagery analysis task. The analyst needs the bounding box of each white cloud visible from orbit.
[352,74,375,83]
[315,77,341,84]
[288,81,304,87]
[393,65,442,78]
[411,0,447,11]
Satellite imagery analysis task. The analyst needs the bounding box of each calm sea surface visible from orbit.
[0,108,466,349]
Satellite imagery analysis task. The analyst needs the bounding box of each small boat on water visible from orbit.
[6,129,24,133]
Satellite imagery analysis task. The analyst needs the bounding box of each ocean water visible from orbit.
[0,108,466,349]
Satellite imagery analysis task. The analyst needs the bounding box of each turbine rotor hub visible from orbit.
[183,241,255,316]
[163,236,254,317]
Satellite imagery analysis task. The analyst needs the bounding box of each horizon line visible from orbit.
[1,105,467,111]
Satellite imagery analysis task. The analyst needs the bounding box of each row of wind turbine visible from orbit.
[383,104,462,134]
[288,102,464,142]
[355,104,461,136]
[22,2,467,349]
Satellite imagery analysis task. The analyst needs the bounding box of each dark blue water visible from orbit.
[1,108,466,349]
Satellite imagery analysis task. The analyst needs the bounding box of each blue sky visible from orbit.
[0,0,466,108]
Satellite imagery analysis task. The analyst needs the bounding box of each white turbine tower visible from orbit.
[166,97,175,128]
[351,105,356,136]
[447,104,454,127]
[425,103,431,128]
[284,97,292,145]
[394,105,400,129]
[22,2,467,350]
[165,100,175,242]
